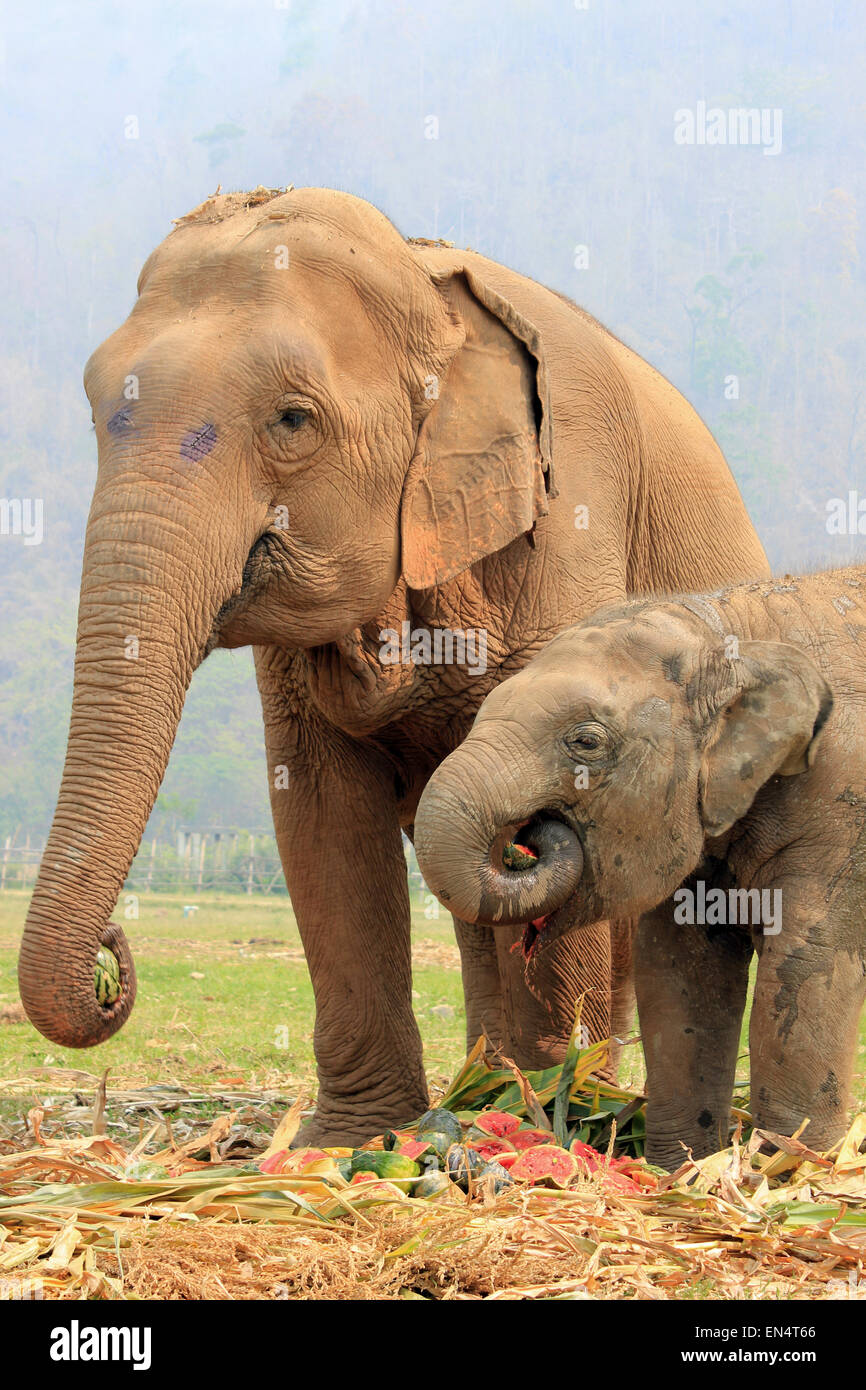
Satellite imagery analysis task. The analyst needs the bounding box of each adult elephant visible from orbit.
[18,187,769,1144]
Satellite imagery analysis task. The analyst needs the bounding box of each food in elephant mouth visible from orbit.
[208,530,284,645]
[521,913,551,960]
[496,836,565,958]
[499,837,553,958]
[501,840,539,871]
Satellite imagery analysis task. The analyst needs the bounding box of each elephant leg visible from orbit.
[634,896,753,1169]
[453,916,505,1051]
[257,655,428,1147]
[608,917,638,1078]
[750,875,866,1150]
[496,916,612,1069]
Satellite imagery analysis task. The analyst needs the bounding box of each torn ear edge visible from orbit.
[400,264,557,591]
[435,265,556,501]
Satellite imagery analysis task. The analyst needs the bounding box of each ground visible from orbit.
[0,889,469,1126]
[2,887,866,1118]
[2,889,866,1302]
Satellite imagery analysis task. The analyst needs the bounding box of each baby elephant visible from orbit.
[415,567,866,1169]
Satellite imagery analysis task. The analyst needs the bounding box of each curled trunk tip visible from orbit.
[18,920,137,1049]
[416,767,583,926]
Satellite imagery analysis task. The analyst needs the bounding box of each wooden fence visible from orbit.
[0,830,287,896]
[0,834,42,892]
[0,830,425,897]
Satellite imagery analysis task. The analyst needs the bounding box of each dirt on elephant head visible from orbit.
[171,185,292,228]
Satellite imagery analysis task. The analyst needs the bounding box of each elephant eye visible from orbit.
[277,407,309,432]
[563,721,610,755]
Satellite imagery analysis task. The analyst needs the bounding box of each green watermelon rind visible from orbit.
[415,1108,463,1144]
[348,1150,421,1180]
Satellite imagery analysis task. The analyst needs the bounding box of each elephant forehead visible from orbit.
[553,612,704,685]
[530,623,653,684]
[139,210,421,331]
[85,310,317,405]
[630,695,675,735]
[484,666,622,723]
[87,286,384,414]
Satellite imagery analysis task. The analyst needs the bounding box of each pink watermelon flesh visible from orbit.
[510,1128,556,1151]
[494,1151,520,1171]
[601,1170,641,1194]
[475,1110,522,1138]
[473,1136,516,1161]
[569,1139,605,1171]
[511,1145,580,1187]
[260,1146,333,1174]
[398,1139,432,1161]
[569,1139,642,1193]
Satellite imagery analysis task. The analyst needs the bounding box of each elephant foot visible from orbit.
[291,1094,430,1150]
[645,1131,723,1173]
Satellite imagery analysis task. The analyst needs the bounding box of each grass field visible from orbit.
[2,888,865,1122]
[0,890,468,1113]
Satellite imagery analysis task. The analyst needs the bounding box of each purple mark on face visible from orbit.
[180,423,218,462]
[107,407,134,436]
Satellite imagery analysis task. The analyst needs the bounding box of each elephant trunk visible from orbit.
[414,746,583,927]
[18,479,247,1048]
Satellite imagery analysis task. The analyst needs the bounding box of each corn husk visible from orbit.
[0,1021,864,1301]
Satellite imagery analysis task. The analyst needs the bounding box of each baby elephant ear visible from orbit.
[699,640,834,839]
[400,267,553,590]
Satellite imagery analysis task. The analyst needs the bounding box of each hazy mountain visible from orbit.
[2,0,864,836]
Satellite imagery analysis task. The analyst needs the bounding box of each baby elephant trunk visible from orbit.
[415,770,583,927]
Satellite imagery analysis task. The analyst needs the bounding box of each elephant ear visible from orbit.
[400,267,553,590]
[698,640,833,839]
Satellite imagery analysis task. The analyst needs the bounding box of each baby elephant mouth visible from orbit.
[476,814,583,944]
[520,912,554,961]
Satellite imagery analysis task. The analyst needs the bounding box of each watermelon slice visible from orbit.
[510,1127,556,1151]
[257,1149,290,1174]
[569,1139,643,1194]
[502,841,538,870]
[382,1129,414,1151]
[600,1169,642,1195]
[569,1139,605,1171]
[471,1136,517,1162]
[398,1139,433,1161]
[258,1146,330,1175]
[348,1173,407,1200]
[492,1151,520,1171]
[611,1159,658,1190]
[474,1110,522,1138]
[510,1144,580,1187]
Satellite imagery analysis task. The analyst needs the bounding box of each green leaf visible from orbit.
[553,1003,585,1146]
